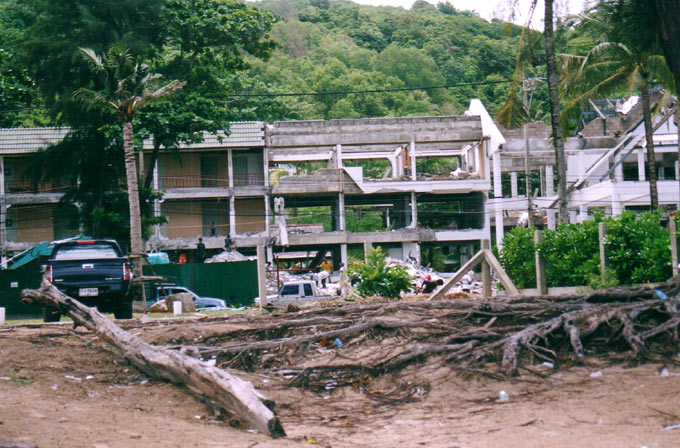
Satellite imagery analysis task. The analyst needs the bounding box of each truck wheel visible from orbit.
[42,307,61,323]
[114,301,133,320]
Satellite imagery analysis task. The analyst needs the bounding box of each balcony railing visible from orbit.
[5,181,72,194]
[156,173,265,189]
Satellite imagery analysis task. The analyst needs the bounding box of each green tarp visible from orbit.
[143,261,257,306]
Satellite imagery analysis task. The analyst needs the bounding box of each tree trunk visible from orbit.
[544,0,568,223]
[123,121,144,274]
[640,80,659,209]
[21,281,286,438]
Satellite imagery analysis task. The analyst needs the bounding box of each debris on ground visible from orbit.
[205,250,250,263]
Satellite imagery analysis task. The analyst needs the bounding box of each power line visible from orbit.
[226,80,513,98]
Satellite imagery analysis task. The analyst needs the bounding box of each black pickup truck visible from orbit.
[43,239,133,321]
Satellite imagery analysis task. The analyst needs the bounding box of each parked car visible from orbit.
[146,285,228,311]
[44,239,132,321]
[254,280,331,307]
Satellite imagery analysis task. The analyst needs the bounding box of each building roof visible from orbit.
[142,121,265,150]
[0,122,264,155]
[0,127,70,155]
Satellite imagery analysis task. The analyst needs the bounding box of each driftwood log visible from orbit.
[21,280,285,438]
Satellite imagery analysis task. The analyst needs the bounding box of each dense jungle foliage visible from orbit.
[0,0,594,127]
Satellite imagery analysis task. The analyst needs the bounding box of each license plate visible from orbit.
[79,288,99,297]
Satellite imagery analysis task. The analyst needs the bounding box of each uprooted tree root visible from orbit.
[168,281,680,391]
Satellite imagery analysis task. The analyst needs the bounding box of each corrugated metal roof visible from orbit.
[0,127,70,155]
[142,121,265,150]
[0,122,264,155]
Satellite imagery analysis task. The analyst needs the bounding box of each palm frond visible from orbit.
[496,89,529,129]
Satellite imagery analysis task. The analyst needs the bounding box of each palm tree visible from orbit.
[544,0,569,222]
[560,5,674,209]
[497,0,570,223]
[73,44,185,276]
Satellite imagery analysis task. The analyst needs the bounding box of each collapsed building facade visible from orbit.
[492,96,680,246]
[2,97,677,268]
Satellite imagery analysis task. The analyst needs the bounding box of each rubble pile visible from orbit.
[384,257,498,297]
[205,250,251,263]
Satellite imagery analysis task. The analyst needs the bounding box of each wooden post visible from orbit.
[599,222,607,285]
[481,240,492,299]
[670,216,679,278]
[257,245,267,311]
[534,230,548,295]
[363,241,372,263]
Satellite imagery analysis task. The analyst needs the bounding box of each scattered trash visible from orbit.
[589,371,603,378]
[85,375,94,380]
[64,375,82,382]
[541,361,554,368]
[663,424,680,430]
[87,391,98,398]
[334,338,342,348]
[498,390,509,402]
[51,384,58,390]
[324,380,337,391]
[660,368,670,377]
[654,289,668,300]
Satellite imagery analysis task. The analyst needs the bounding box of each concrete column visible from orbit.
[336,144,343,169]
[611,193,623,216]
[363,241,372,262]
[266,245,273,264]
[403,195,411,227]
[637,147,646,181]
[547,209,557,230]
[228,147,234,189]
[410,138,417,181]
[492,152,502,198]
[569,209,578,224]
[152,160,161,238]
[402,241,420,264]
[338,193,346,231]
[511,172,519,198]
[410,191,418,228]
[539,166,545,196]
[264,193,271,236]
[670,217,679,278]
[229,195,236,236]
[615,153,624,182]
[495,208,505,249]
[389,156,398,179]
[579,204,588,223]
[545,165,554,196]
[340,244,348,266]
[263,147,269,188]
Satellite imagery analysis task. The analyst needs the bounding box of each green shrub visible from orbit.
[498,226,536,289]
[498,211,671,288]
[347,247,414,299]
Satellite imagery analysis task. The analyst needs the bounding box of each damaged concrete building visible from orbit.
[0,100,501,269]
[6,96,673,269]
[491,96,680,247]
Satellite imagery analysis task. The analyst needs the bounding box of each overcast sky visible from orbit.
[351,0,591,27]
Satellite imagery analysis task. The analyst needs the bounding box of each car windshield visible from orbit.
[53,244,120,260]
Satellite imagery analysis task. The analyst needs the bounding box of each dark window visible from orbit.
[303,283,313,296]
